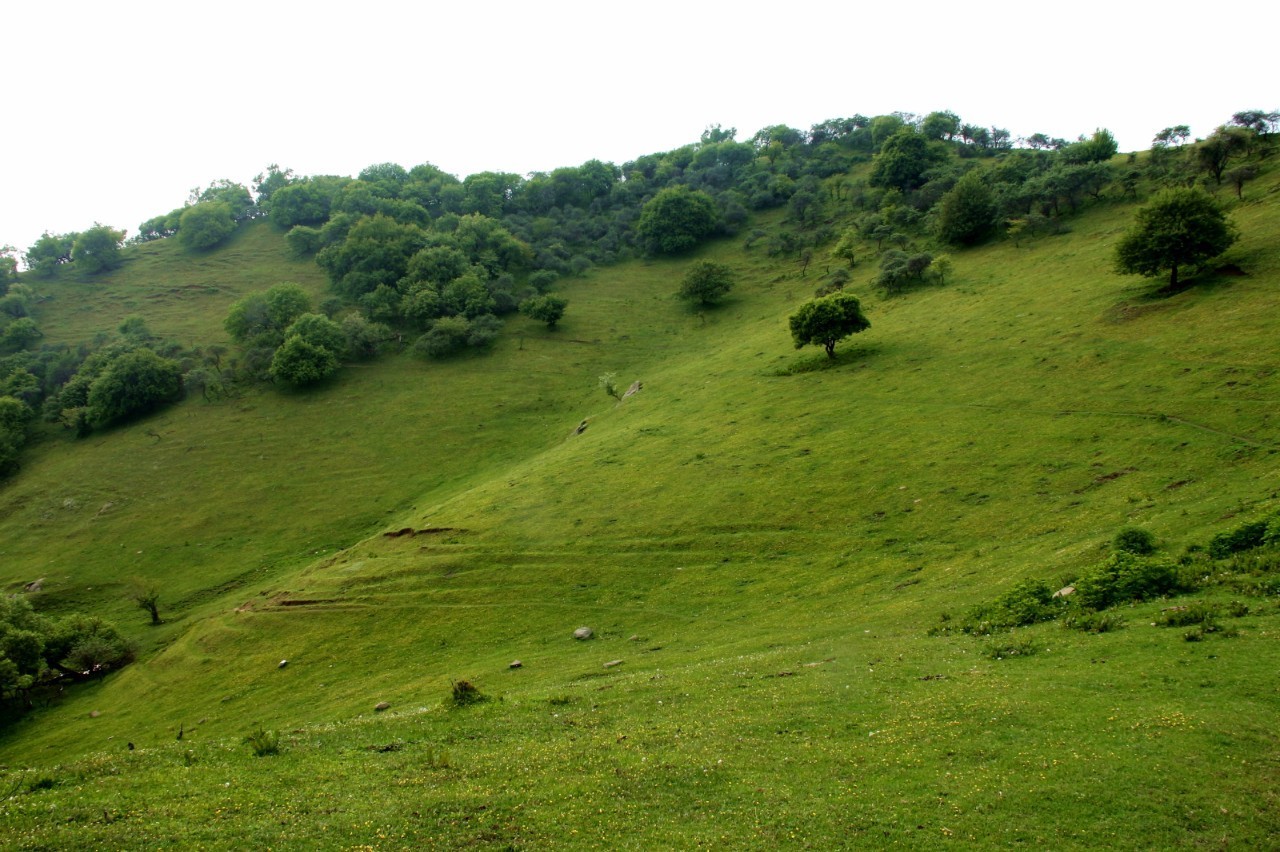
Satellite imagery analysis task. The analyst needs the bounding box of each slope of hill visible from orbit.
[1,154,1278,847]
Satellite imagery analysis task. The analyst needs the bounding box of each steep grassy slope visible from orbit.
[1,170,1279,847]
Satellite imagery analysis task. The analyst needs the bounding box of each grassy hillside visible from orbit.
[1,161,1279,848]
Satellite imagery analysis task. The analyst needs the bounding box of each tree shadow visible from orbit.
[772,343,883,376]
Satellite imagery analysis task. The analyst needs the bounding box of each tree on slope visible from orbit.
[636,186,720,254]
[1113,188,1237,289]
[789,292,871,359]
[678,260,735,306]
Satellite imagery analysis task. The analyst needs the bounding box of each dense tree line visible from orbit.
[4,106,1270,477]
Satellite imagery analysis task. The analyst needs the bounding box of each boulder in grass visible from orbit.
[573,627,593,640]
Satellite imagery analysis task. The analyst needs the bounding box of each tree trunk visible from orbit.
[1170,264,1179,289]
[825,341,836,358]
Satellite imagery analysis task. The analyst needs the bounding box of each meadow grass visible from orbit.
[1,166,1279,848]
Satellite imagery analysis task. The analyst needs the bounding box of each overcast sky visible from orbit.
[3,1,1275,256]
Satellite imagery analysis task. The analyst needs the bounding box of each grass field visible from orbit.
[1,160,1278,848]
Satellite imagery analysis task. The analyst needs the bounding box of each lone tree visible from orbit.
[520,294,568,329]
[1113,188,1238,289]
[678,260,735,306]
[789,292,871,359]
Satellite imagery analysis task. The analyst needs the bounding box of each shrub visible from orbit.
[991,579,1062,627]
[244,725,281,757]
[1158,602,1218,628]
[1209,519,1269,558]
[528,270,559,293]
[414,317,471,359]
[1113,526,1156,556]
[1073,552,1185,610]
[269,337,339,386]
[450,679,486,707]
[86,349,184,428]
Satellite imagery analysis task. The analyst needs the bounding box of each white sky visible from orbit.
[2,1,1274,255]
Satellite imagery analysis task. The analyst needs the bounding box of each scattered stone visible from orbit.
[573,627,593,640]
[24,578,43,593]
[89,710,101,718]
[603,660,623,668]
[628,634,640,642]
[374,701,391,712]
[277,659,288,669]
[96,501,117,517]
[573,419,590,436]
[623,380,643,399]
[1052,585,1075,599]
[509,660,523,669]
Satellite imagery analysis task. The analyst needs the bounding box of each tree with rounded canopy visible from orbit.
[869,130,943,191]
[270,336,339,386]
[224,283,311,346]
[636,186,720,254]
[24,232,75,277]
[285,313,347,356]
[86,348,184,427]
[935,171,996,246]
[71,224,126,274]
[678,260,735,306]
[1114,188,1238,289]
[920,110,960,141]
[178,202,236,250]
[194,180,254,220]
[789,292,871,359]
[520,294,568,329]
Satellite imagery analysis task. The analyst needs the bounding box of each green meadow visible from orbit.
[1,154,1278,848]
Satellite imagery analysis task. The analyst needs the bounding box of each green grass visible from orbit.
[2,163,1279,848]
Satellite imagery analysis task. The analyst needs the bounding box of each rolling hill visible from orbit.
[1,141,1278,849]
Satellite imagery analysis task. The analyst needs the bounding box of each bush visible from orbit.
[85,349,184,428]
[450,679,486,707]
[1113,526,1156,555]
[991,579,1062,627]
[414,317,471,359]
[244,725,281,757]
[1158,602,1218,627]
[1210,519,1270,558]
[178,202,236,251]
[269,337,339,386]
[528,270,559,293]
[1073,552,1185,610]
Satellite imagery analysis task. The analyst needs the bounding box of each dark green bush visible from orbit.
[1074,552,1185,610]
[1113,526,1156,555]
[1209,519,1269,559]
[450,679,486,707]
[1158,602,1218,627]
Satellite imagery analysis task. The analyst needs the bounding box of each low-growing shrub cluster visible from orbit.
[935,517,1279,642]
